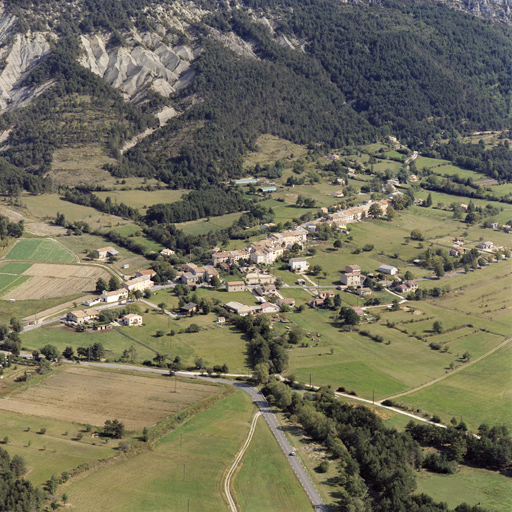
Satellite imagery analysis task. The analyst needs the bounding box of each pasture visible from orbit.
[5,239,76,263]
[0,262,33,274]
[234,416,313,512]
[64,390,259,512]
[243,134,307,169]
[416,466,512,512]
[95,188,185,211]
[0,366,219,430]
[398,341,512,430]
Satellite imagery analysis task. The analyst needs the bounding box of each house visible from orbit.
[122,264,130,269]
[476,241,494,250]
[317,207,329,215]
[82,298,100,307]
[226,281,246,292]
[260,223,276,230]
[122,275,154,293]
[96,246,120,259]
[489,222,499,230]
[135,269,157,279]
[216,316,226,324]
[202,266,219,284]
[224,301,253,316]
[460,204,469,211]
[277,298,295,308]
[352,307,365,316]
[181,302,198,314]
[330,190,344,198]
[180,263,199,274]
[303,222,318,233]
[254,284,277,297]
[212,249,251,267]
[454,237,465,245]
[179,272,200,285]
[450,246,465,257]
[121,314,143,326]
[309,298,325,308]
[408,175,418,182]
[379,264,398,275]
[345,264,361,275]
[258,186,277,193]
[413,199,424,206]
[289,257,309,272]
[67,308,99,325]
[101,289,129,303]
[395,281,418,294]
[245,271,276,285]
[160,248,175,257]
[259,302,280,314]
[355,287,372,296]
[318,290,335,299]
[340,272,364,287]
[336,178,346,185]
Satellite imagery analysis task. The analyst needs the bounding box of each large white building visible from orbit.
[122,275,154,293]
[101,288,129,303]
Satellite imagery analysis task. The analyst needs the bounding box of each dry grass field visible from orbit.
[4,264,110,300]
[0,367,219,430]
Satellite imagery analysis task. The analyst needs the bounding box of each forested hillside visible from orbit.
[0,0,511,190]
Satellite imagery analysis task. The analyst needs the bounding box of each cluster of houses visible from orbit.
[176,263,219,286]
[66,308,142,327]
[100,270,156,304]
[302,198,391,233]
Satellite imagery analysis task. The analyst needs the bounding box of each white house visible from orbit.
[289,257,309,272]
[259,302,280,314]
[96,246,120,259]
[101,288,129,303]
[160,248,175,257]
[379,264,398,275]
[226,281,246,292]
[121,314,143,326]
[67,308,99,325]
[122,275,154,293]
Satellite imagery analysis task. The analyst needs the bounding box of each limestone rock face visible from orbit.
[438,0,512,25]
[0,7,52,111]
[79,33,195,102]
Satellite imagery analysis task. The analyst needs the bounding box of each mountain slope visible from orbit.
[0,0,510,190]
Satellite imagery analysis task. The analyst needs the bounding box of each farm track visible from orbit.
[223,411,261,512]
[382,335,512,402]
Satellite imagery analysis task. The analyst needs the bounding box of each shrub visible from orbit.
[317,461,329,473]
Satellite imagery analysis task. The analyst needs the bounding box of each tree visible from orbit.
[0,324,8,341]
[333,239,342,249]
[410,229,424,241]
[288,326,304,345]
[157,302,167,314]
[368,203,383,219]
[62,346,74,359]
[10,317,23,333]
[339,307,360,326]
[333,294,342,309]
[433,321,444,334]
[404,270,414,281]
[108,276,121,291]
[92,343,105,361]
[425,193,433,207]
[133,290,143,300]
[95,278,108,293]
[434,262,445,278]
[40,344,59,360]
[103,419,125,439]
[462,351,471,362]
[194,357,205,370]
[210,275,221,289]
[10,454,27,478]
[155,330,165,337]
[253,363,270,384]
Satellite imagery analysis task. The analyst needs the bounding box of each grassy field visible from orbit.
[234,415,313,512]
[64,390,259,512]
[399,340,512,430]
[0,274,30,296]
[0,262,33,274]
[414,157,450,169]
[416,466,512,512]
[243,134,307,169]
[5,239,76,263]
[432,165,485,180]
[95,189,185,211]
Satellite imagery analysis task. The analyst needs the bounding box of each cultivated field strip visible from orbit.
[0,367,218,430]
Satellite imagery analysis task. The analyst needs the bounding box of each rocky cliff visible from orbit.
[439,0,512,25]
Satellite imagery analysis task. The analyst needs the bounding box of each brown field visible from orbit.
[5,264,110,300]
[0,367,218,430]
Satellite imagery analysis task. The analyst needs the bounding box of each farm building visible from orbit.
[379,264,398,275]
[224,301,253,316]
[67,308,99,325]
[216,317,226,324]
[226,281,246,292]
[258,186,277,193]
[101,289,129,303]
[122,314,143,326]
[96,246,120,259]
[289,257,309,272]
[476,241,494,250]
[233,178,259,185]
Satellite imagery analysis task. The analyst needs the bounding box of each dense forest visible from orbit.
[1,0,510,191]
[262,382,495,512]
[0,447,45,511]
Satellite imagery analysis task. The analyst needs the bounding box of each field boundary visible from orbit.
[3,238,78,263]
[382,335,512,402]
